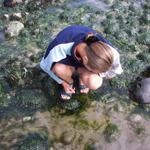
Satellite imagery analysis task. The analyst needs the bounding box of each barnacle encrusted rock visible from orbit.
[5,21,24,37]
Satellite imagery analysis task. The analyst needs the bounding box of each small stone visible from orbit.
[130,114,143,123]
[3,14,9,20]
[61,131,76,145]
[90,101,97,107]
[105,0,114,5]
[23,116,32,122]
[133,115,143,123]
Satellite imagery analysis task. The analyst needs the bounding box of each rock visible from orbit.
[3,0,23,7]
[2,14,9,20]
[10,13,22,21]
[5,21,24,37]
[61,131,76,145]
[131,78,150,104]
[58,99,81,112]
[129,114,143,123]
[137,32,150,45]
[105,0,114,5]
[103,123,120,142]
[22,116,32,122]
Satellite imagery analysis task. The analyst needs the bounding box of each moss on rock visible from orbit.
[12,132,50,150]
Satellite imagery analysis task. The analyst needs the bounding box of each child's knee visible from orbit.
[52,63,66,74]
[52,63,75,76]
[88,75,103,90]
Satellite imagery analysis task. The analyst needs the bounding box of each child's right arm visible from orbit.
[40,42,74,84]
[61,81,75,93]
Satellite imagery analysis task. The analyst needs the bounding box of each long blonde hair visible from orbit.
[86,41,113,73]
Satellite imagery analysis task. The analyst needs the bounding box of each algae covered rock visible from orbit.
[103,123,120,142]
[131,78,150,104]
[10,13,22,21]
[15,88,48,113]
[104,19,120,35]
[5,21,24,37]
[3,0,23,7]
[105,0,114,5]
[2,59,23,87]
[58,99,81,112]
[13,132,49,150]
[137,32,150,45]
[60,130,76,145]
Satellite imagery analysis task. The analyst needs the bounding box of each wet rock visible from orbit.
[3,0,23,7]
[129,114,143,123]
[104,19,119,35]
[114,103,125,112]
[0,79,11,92]
[137,32,150,45]
[61,130,76,145]
[1,59,25,88]
[22,116,32,122]
[5,21,24,37]
[1,14,9,20]
[25,0,43,12]
[16,88,48,111]
[58,99,81,112]
[10,13,22,21]
[0,86,48,119]
[105,0,114,5]
[129,114,146,135]
[129,77,150,104]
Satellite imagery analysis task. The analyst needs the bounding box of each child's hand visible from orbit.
[61,82,75,94]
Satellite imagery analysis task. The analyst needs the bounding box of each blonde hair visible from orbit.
[86,41,113,73]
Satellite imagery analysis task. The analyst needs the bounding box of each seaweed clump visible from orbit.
[12,132,50,150]
[103,122,120,142]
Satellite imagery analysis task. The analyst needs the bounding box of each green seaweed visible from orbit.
[12,131,50,150]
[103,123,120,142]
[0,0,150,147]
[70,118,90,130]
[135,126,145,135]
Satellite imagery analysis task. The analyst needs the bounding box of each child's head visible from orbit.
[84,41,113,73]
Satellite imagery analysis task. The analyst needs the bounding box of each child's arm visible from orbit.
[61,81,75,93]
[40,43,74,84]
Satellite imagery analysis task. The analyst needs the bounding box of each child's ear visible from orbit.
[82,56,88,64]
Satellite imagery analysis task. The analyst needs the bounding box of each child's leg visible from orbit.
[77,67,103,93]
[52,63,75,84]
[52,63,75,99]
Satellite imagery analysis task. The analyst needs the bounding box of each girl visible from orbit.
[40,25,123,100]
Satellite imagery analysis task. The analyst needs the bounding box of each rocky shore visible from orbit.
[0,0,150,149]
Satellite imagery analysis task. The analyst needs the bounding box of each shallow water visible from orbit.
[0,0,150,149]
